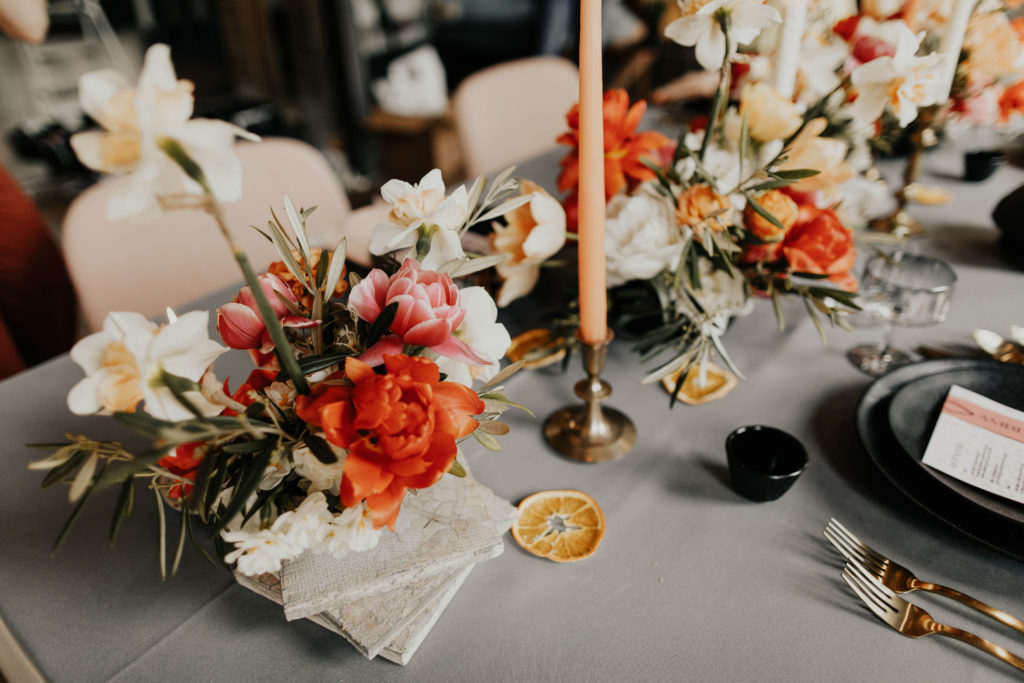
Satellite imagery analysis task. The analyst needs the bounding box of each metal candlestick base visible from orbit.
[543,330,637,463]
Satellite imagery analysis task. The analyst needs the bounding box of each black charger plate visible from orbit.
[856,359,1024,562]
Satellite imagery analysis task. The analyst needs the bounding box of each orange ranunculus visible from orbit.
[557,89,671,229]
[743,190,799,241]
[158,441,207,500]
[781,206,857,291]
[999,80,1024,122]
[676,183,730,233]
[267,247,347,310]
[295,354,485,530]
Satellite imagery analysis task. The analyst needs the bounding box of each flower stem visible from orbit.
[158,138,310,394]
[205,197,310,394]
[700,12,733,163]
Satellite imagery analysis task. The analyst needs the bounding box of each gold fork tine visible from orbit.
[847,561,897,606]
[824,527,885,575]
[842,568,893,621]
[827,518,887,566]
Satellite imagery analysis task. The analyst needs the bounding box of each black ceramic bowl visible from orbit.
[726,426,809,502]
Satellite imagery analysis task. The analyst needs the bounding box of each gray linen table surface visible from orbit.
[2,145,1024,682]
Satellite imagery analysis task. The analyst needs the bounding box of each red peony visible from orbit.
[295,354,485,530]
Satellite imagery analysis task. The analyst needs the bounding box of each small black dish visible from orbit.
[725,426,809,502]
[964,149,1005,182]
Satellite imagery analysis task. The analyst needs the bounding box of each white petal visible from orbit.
[695,26,727,71]
[496,265,540,307]
[730,3,781,44]
[380,179,415,204]
[369,222,417,255]
[69,328,117,374]
[520,195,566,261]
[67,374,105,415]
[664,16,706,47]
[172,119,249,203]
[78,70,132,125]
[418,168,445,194]
[142,385,195,421]
[420,230,465,271]
[106,163,162,220]
[138,44,178,93]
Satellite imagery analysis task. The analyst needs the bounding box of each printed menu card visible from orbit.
[921,385,1024,505]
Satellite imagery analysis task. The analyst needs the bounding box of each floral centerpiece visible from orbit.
[533,1,873,402]
[32,45,534,587]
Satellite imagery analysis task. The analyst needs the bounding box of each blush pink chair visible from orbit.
[62,137,377,331]
[452,56,579,178]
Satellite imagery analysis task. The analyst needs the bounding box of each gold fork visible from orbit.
[843,561,1024,672]
[824,518,1024,636]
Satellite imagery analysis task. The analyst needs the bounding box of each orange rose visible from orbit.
[295,354,485,530]
[268,247,347,310]
[743,190,799,242]
[675,183,730,232]
[781,206,857,291]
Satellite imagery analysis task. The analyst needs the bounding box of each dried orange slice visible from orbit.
[507,329,566,369]
[511,489,604,562]
[660,361,737,405]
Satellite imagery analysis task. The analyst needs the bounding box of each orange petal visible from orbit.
[341,450,395,503]
[432,381,485,438]
[345,356,376,383]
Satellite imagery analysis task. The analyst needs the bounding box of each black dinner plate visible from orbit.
[887,365,1024,525]
[856,359,1024,562]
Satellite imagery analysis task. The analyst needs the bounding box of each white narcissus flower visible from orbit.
[664,0,781,71]
[274,492,335,550]
[368,168,470,269]
[223,527,302,576]
[292,443,346,493]
[850,25,948,128]
[605,193,687,288]
[68,310,227,421]
[70,44,258,219]
[433,286,512,386]
[319,503,382,558]
[490,180,567,307]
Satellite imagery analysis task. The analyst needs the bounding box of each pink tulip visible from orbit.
[217,273,317,355]
[348,259,490,365]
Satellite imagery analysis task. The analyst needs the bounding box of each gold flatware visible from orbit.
[973,329,1024,365]
[825,518,1024,636]
[843,562,1024,673]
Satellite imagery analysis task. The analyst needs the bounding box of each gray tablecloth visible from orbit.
[2,145,1024,682]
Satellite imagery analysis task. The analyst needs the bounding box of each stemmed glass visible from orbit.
[847,251,957,376]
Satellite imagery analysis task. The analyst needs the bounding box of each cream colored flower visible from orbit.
[70,44,257,219]
[850,25,948,127]
[605,193,687,287]
[369,168,470,269]
[739,82,803,142]
[779,118,855,193]
[67,310,227,421]
[664,0,781,71]
[490,180,566,307]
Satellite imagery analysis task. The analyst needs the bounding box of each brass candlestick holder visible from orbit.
[870,105,940,237]
[544,330,637,463]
